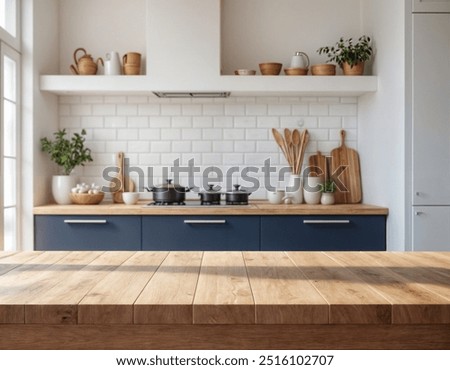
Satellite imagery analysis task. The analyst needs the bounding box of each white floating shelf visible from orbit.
[40,75,378,96]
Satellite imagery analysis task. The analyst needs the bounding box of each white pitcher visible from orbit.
[104,51,122,75]
[290,51,310,69]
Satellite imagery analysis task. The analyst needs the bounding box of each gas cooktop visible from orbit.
[143,200,251,208]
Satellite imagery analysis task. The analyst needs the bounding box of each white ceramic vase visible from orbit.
[303,176,323,205]
[52,175,77,205]
[286,174,303,204]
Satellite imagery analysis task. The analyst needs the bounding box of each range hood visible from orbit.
[147,0,224,97]
[153,91,230,98]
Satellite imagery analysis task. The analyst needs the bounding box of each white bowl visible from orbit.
[122,192,140,205]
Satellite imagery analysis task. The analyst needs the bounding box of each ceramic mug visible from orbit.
[122,192,140,205]
[267,189,285,204]
[123,52,141,66]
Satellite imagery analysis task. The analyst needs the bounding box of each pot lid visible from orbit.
[200,184,221,194]
[226,184,250,194]
[154,179,185,190]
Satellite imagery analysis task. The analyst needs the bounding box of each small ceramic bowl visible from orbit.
[234,69,256,76]
[122,192,140,205]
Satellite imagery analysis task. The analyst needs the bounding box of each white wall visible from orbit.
[59,0,147,75]
[359,0,406,250]
[221,0,362,75]
[22,0,60,250]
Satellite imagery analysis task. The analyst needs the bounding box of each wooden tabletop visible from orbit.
[33,201,389,215]
[0,251,448,326]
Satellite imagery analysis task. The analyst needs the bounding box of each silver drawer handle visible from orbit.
[303,220,350,224]
[64,219,108,224]
[184,220,227,224]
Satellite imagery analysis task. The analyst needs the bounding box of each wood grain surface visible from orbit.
[33,202,389,215]
[0,251,449,349]
[330,130,362,204]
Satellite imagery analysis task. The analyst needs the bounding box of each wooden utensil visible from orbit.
[330,130,362,204]
[272,128,289,166]
[296,129,309,175]
[284,128,294,170]
[112,152,125,203]
[309,151,327,178]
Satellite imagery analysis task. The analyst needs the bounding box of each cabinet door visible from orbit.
[413,206,450,251]
[413,0,450,13]
[35,215,141,251]
[412,14,450,205]
[260,216,386,251]
[142,216,260,251]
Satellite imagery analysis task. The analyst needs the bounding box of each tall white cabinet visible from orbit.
[411,11,450,250]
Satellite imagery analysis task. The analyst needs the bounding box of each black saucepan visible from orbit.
[225,184,251,205]
[146,179,191,203]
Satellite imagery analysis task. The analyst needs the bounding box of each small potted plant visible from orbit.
[317,35,373,75]
[41,129,93,204]
[319,180,336,205]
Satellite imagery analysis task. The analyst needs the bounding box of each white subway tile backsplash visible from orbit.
[81,116,104,128]
[309,103,329,116]
[161,128,182,140]
[60,95,359,194]
[329,104,357,116]
[127,116,149,128]
[117,104,138,116]
[319,117,342,129]
[224,129,245,140]
[138,104,160,116]
[71,104,92,116]
[104,116,127,128]
[92,104,116,116]
[192,116,214,128]
[149,116,171,128]
[268,104,291,116]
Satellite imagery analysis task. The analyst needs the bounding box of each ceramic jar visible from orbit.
[285,174,303,204]
[321,192,335,205]
[267,189,285,204]
[52,175,78,205]
[303,176,323,205]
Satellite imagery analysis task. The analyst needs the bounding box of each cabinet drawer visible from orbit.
[35,215,141,251]
[261,215,386,251]
[142,216,260,251]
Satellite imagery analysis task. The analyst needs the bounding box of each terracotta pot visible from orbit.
[342,61,365,75]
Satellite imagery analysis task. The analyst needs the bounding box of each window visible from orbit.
[1,0,20,251]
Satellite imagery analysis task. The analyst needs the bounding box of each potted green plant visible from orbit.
[319,180,336,205]
[317,35,373,75]
[41,129,93,204]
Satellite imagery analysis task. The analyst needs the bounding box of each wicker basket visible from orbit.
[311,64,336,76]
[342,61,364,75]
[70,192,105,205]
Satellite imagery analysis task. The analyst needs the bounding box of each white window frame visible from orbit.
[0,0,21,51]
[1,41,21,251]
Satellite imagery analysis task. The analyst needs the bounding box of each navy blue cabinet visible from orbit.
[260,215,386,251]
[142,216,260,251]
[35,215,141,251]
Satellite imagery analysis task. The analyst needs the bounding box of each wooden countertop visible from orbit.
[0,251,448,349]
[0,251,448,325]
[33,201,389,215]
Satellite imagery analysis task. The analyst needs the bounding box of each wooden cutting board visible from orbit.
[308,151,327,178]
[111,152,136,203]
[330,130,362,204]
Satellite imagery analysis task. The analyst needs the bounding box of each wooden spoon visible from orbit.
[272,128,290,165]
[297,129,309,175]
[292,129,301,174]
[284,128,294,171]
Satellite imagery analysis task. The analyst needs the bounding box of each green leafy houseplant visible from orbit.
[319,180,336,193]
[41,129,93,175]
[317,35,373,68]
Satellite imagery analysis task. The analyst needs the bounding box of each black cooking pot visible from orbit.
[225,184,251,205]
[146,179,191,203]
[198,184,222,204]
